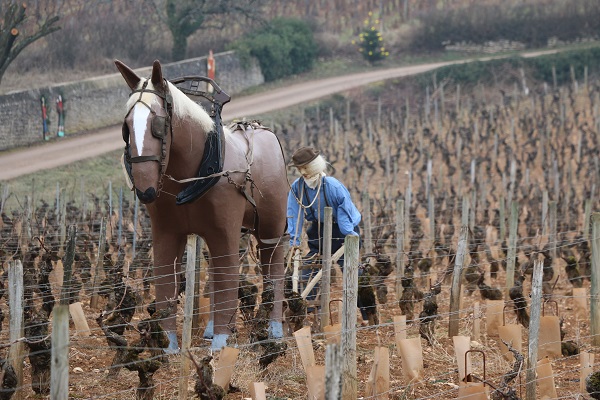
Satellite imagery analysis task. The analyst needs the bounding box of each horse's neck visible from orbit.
[168,114,207,175]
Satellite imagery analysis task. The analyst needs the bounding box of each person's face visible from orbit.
[298,166,311,178]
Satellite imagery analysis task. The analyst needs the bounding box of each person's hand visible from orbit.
[286,246,301,262]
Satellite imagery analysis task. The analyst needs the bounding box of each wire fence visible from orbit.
[1,73,600,399]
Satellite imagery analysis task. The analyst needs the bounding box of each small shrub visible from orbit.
[353,12,389,64]
[230,18,317,82]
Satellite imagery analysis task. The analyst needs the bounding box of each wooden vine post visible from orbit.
[179,234,197,400]
[591,213,600,346]
[395,199,405,298]
[341,235,359,399]
[51,225,76,400]
[362,192,373,254]
[548,201,558,259]
[505,202,519,293]
[89,218,106,310]
[449,225,468,338]
[8,260,24,400]
[192,237,205,337]
[526,259,543,400]
[325,343,342,399]
[320,207,333,330]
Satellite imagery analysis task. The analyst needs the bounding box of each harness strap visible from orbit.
[301,176,332,221]
[129,155,161,163]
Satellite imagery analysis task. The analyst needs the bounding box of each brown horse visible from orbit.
[115,59,288,351]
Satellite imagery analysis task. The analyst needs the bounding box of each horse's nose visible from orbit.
[136,187,157,204]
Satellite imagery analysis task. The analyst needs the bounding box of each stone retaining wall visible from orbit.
[0,51,263,151]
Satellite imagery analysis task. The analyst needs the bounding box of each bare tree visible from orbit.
[0,1,61,87]
[149,0,267,61]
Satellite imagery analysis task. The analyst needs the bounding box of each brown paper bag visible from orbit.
[457,382,488,399]
[497,324,521,361]
[453,336,471,382]
[294,326,316,372]
[366,347,390,399]
[538,316,561,359]
[393,315,407,341]
[249,382,266,400]
[323,299,343,345]
[68,302,91,336]
[306,365,325,400]
[397,337,424,382]
[323,323,341,345]
[485,300,504,337]
[580,352,595,393]
[214,347,239,390]
[572,287,588,320]
[536,357,557,399]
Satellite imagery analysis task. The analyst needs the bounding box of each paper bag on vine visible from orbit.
[323,299,342,345]
[366,346,390,399]
[537,357,557,399]
[538,302,561,359]
[456,347,488,400]
[306,365,325,400]
[457,382,488,400]
[393,315,407,342]
[498,306,522,362]
[485,300,504,337]
[397,337,424,382]
[580,352,595,393]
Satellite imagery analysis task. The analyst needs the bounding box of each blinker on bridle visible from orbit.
[122,79,173,194]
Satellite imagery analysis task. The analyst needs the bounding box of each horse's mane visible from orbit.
[125,78,215,134]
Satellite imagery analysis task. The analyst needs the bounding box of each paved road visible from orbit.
[0,49,561,181]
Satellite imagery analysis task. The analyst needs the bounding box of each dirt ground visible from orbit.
[10,250,589,400]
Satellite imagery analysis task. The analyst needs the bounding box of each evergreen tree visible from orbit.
[354,12,389,65]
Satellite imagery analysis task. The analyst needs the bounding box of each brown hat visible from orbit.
[290,146,320,167]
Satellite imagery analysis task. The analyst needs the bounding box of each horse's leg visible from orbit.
[204,234,241,351]
[258,238,285,339]
[152,232,186,353]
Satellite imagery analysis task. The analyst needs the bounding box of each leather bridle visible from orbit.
[122,79,173,195]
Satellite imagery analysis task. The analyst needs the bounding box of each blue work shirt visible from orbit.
[287,176,362,247]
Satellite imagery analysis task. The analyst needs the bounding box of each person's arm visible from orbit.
[328,180,361,236]
[287,181,304,247]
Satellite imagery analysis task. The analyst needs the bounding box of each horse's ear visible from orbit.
[115,59,141,90]
[151,60,166,91]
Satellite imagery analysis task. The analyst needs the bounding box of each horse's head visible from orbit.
[115,59,172,204]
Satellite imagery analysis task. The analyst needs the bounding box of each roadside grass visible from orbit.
[3,150,126,212]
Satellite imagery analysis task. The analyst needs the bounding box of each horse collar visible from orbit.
[173,76,230,205]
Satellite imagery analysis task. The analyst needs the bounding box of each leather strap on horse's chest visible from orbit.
[172,76,231,205]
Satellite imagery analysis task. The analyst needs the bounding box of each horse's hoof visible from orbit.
[268,321,283,339]
[164,331,180,355]
[203,320,214,339]
[211,334,229,351]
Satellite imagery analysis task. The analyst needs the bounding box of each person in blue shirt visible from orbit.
[287,146,370,322]
[287,146,361,261]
